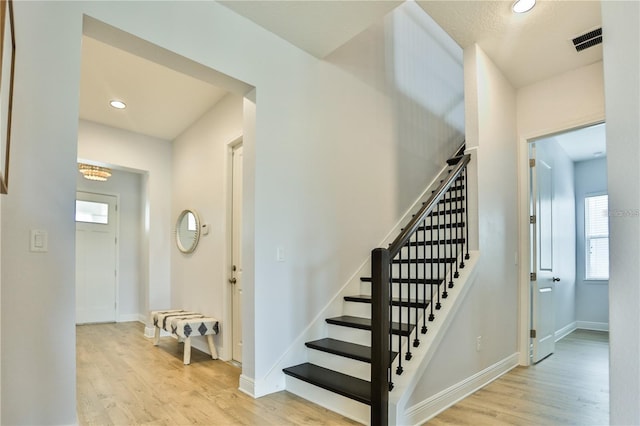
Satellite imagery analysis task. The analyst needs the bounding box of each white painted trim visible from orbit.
[117,314,140,323]
[517,116,606,367]
[555,321,577,342]
[238,374,255,397]
[576,321,609,332]
[391,252,481,423]
[144,322,171,339]
[144,326,156,338]
[224,134,243,364]
[405,352,519,425]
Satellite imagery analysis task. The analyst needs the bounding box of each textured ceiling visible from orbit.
[416,0,602,88]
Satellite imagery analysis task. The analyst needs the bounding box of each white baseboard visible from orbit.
[144,326,171,339]
[404,352,519,425]
[555,321,577,342]
[117,314,141,323]
[576,321,609,332]
[239,374,255,397]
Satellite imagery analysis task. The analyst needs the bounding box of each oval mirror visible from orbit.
[175,209,201,254]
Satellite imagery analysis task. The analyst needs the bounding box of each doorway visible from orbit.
[75,191,118,324]
[526,122,609,364]
[230,142,244,364]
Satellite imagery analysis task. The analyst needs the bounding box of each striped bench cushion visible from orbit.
[152,310,219,339]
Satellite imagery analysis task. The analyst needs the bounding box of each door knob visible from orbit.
[552,277,560,282]
[229,277,237,284]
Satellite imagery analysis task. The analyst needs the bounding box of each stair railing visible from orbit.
[370,153,471,426]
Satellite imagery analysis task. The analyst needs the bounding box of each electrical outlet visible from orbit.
[476,336,482,352]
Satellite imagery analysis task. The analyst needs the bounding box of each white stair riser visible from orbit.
[284,376,370,425]
[343,302,431,324]
[357,283,442,303]
[326,324,413,353]
[307,350,371,381]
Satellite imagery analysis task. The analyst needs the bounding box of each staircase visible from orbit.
[283,145,471,425]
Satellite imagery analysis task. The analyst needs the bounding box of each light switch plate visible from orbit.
[30,229,48,252]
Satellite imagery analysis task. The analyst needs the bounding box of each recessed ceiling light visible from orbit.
[109,100,126,109]
[513,0,536,13]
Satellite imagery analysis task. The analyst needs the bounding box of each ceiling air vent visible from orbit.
[572,27,602,52]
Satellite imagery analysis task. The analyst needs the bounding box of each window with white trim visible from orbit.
[585,194,609,280]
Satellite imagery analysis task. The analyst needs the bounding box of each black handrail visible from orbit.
[388,155,470,257]
[370,153,470,425]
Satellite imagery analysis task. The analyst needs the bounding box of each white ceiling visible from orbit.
[550,122,606,162]
[79,0,604,143]
[79,36,229,141]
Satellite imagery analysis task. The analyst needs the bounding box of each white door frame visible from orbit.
[75,190,120,323]
[517,117,604,366]
[224,135,243,362]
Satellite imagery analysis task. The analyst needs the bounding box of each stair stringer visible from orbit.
[253,162,455,398]
[388,251,481,426]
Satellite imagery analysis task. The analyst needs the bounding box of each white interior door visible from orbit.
[231,144,244,363]
[530,144,556,363]
[76,192,118,324]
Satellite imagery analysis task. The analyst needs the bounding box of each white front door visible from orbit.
[76,192,118,324]
[231,144,244,363]
[530,143,556,363]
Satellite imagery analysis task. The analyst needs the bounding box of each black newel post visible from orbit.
[371,248,390,426]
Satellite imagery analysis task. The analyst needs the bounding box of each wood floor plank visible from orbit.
[428,329,609,425]
[76,322,360,425]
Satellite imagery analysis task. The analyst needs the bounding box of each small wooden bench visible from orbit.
[151,310,219,365]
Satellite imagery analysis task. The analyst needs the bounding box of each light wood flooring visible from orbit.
[429,329,609,425]
[77,324,608,425]
[76,322,360,425]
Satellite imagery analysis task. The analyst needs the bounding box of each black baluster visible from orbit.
[388,261,394,388]
[396,246,403,375]
[454,177,460,279]
[435,199,442,310]
[464,166,470,261]
[428,212,435,321]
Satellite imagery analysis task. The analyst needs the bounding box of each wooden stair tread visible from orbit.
[344,294,428,309]
[326,315,414,336]
[283,363,371,405]
[305,337,398,363]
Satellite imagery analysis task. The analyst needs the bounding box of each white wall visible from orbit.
[532,137,576,335]
[407,44,519,409]
[574,158,608,327]
[76,168,144,322]
[78,120,172,320]
[602,2,640,424]
[1,2,82,423]
[1,1,464,422]
[171,93,243,359]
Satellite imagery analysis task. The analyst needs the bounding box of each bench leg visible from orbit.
[183,337,191,365]
[207,335,218,360]
[153,326,160,346]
